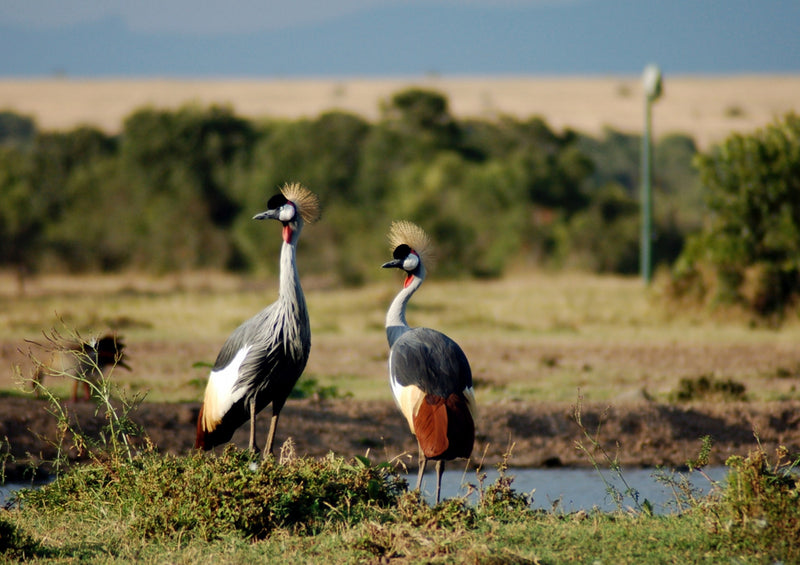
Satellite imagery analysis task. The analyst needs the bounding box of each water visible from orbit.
[2,467,727,514]
[409,466,728,514]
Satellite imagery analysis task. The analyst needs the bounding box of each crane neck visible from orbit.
[278,235,306,315]
[385,270,424,347]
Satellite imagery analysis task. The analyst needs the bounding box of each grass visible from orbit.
[2,340,799,564]
[2,268,799,404]
[3,434,798,563]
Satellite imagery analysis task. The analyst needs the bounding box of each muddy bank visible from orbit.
[2,396,798,482]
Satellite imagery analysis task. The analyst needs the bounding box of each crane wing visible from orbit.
[389,327,473,397]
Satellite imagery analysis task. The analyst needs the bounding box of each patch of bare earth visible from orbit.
[3,328,800,481]
[2,392,798,482]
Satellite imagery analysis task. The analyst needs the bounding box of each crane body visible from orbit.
[195,183,319,457]
[382,221,476,503]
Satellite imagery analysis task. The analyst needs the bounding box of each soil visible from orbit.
[2,395,799,482]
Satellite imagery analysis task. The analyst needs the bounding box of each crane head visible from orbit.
[253,183,321,244]
[383,221,433,288]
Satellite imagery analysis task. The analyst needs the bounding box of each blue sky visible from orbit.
[1,0,799,76]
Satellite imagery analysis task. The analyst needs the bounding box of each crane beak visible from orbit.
[253,209,279,221]
[382,259,403,269]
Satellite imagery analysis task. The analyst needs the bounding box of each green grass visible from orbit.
[3,446,799,564]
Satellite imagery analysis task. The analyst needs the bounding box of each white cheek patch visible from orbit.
[278,204,296,222]
[403,253,419,271]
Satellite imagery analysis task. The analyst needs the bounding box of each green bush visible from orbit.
[16,448,406,541]
[707,447,800,562]
[670,113,800,319]
[0,93,707,281]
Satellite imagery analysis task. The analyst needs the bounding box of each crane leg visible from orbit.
[263,411,280,459]
[416,448,427,493]
[434,460,445,505]
[248,398,258,452]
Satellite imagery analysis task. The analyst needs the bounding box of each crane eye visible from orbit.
[402,252,420,271]
[278,202,297,222]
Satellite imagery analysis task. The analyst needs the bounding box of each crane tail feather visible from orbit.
[195,404,207,449]
[413,392,474,460]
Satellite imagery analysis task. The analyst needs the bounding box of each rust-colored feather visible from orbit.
[414,395,449,458]
[413,392,475,460]
[195,404,207,449]
[281,182,321,224]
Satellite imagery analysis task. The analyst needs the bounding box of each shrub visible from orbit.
[707,447,800,562]
[670,375,747,402]
[669,113,800,320]
[16,449,407,541]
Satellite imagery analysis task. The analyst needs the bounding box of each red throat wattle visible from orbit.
[404,274,414,288]
[282,225,293,243]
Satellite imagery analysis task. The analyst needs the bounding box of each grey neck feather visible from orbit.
[275,226,310,355]
[280,231,306,307]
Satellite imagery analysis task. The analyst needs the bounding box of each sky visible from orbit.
[1,0,799,77]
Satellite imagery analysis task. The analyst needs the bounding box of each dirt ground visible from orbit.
[2,394,798,483]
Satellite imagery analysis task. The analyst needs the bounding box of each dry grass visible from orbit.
[1,75,799,147]
[2,269,800,405]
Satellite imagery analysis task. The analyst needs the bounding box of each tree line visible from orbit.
[0,87,711,289]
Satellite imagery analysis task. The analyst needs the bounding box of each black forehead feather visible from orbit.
[392,244,412,260]
[267,194,289,209]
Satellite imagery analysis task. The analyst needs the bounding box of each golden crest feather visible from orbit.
[281,182,321,224]
[387,220,434,266]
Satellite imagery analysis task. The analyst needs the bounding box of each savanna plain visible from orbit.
[2,268,799,564]
[1,75,800,563]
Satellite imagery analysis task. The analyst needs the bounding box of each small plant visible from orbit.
[16,325,144,474]
[474,444,535,521]
[653,436,721,512]
[289,376,349,400]
[0,437,13,485]
[671,374,747,402]
[573,394,652,514]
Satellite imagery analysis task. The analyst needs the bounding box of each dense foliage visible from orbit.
[1,89,701,285]
[15,449,406,541]
[670,113,800,318]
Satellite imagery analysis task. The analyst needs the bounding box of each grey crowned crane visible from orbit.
[381,221,476,504]
[33,333,130,402]
[195,182,320,458]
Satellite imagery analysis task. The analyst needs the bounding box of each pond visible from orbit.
[2,466,728,514]
[410,466,728,514]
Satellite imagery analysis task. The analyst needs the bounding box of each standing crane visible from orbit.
[33,333,130,402]
[195,182,320,458]
[381,221,476,503]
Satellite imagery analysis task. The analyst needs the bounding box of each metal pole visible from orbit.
[640,64,661,285]
[641,96,653,284]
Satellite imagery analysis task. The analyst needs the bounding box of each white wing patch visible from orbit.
[388,348,424,434]
[463,386,477,419]
[202,345,252,431]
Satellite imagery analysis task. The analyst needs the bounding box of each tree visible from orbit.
[672,113,800,317]
[0,111,36,147]
[120,104,255,270]
[0,146,37,291]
